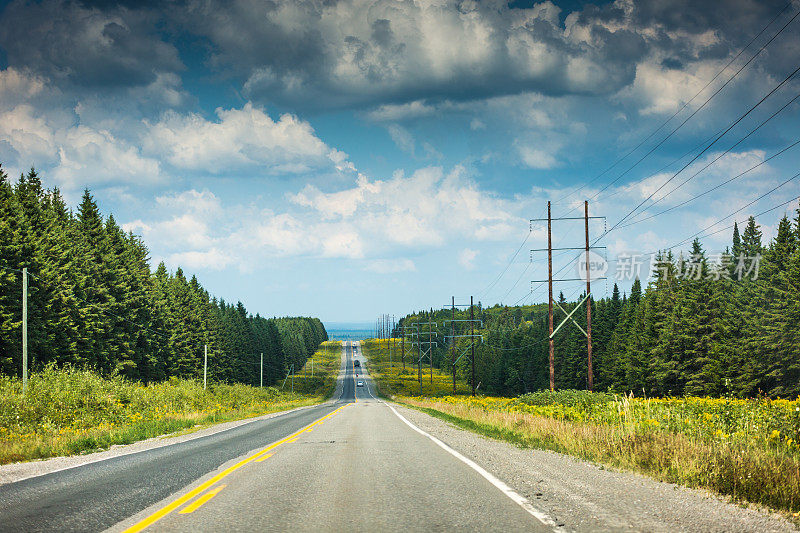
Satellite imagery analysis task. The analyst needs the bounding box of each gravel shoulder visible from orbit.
[0,403,320,486]
[393,403,798,533]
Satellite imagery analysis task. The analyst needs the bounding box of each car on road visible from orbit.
[354,360,361,367]
[357,380,364,387]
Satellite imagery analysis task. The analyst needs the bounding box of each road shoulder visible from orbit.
[393,403,797,533]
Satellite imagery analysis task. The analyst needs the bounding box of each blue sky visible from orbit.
[0,0,799,323]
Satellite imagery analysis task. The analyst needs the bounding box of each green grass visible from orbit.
[360,338,471,397]
[0,341,342,464]
[284,340,342,398]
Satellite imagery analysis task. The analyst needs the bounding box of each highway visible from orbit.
[0,342,551,532]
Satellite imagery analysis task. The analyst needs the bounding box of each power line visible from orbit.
[478,228,532,299]
[586,7,800,206]
[667,172,800,249]
[622,89,800,226]
[514,6,799,304]
[552,0,797,209]
[620,137,800,228]
[676,195,800,244]
[500,261,532,302]
[607,63,800,235]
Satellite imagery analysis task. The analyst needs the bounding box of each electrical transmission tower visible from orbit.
[530,201,606,391]
[442,296,483,395]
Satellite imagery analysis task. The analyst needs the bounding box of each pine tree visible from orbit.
[741,216,763,257]
[732,222,742,258]
[0,166,20,375]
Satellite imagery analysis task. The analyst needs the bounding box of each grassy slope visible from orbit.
[359,338,471,396]
[0,341,341,464]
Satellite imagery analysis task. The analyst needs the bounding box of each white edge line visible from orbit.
[387,404,567,533]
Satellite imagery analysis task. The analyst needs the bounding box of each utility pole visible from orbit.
[203,344,208,390]
[418,324,422,384]
[547,202,554,392]
[401,327,405,372]
[260,352,263,388]
[451,296,456,394]
[585,200,594,392]
[470,296,476,396]
[22,267,27,397]
[531,203,605,392]
[429,309,433,384]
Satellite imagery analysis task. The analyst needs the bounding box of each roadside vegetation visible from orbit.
[360,339,470,396]
[0,341,341,465]
[281,340,342,398]
[363,339,800,514]
[399,391,800,515]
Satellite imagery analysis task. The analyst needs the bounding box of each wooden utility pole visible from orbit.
[401,328,405,371]
[22,267,27,397]
[451,296,456,394]
[429,309,433,384]
[418,325,422,384]
[531,203,605,393]
[547,202,555,391]
[585,200,593,392]
[470,295,476,396]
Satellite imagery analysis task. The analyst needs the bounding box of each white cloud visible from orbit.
[156,189,222,215]
[145,102,350,174]
[364,258,416,273]
[366,100,438,121]
[168,249,234,271]
[0,68,47,110]
[458,248,479,270]
[123,165,523,273]
[289,166,519,246]
[0,102,163,187]
[516,143,558,169]
[470,118,485,130]
[386,124,415,155]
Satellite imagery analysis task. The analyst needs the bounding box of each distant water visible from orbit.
[326,329,373,341]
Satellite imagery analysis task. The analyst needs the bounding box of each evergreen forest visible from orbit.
[0,167,327,385]
[398,206,800,398]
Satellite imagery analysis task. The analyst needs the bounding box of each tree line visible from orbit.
[0,166,327,385]
[398,206,800,398]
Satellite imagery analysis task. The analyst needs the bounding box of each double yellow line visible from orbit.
[123,402,351,532]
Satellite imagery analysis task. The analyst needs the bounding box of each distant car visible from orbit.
[357,380,364,387]
[354,360,361,367]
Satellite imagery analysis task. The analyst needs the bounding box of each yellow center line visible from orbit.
[255,453,274,463]
[178,484,227,515]
[122,402,351,533]
[285,438,298,443]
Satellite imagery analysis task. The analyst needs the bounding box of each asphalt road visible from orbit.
[115,341,550,532]
[0,342,552,532]
[0,344,354,533]
[2,342,794,532]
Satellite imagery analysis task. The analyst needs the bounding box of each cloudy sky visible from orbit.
[1,0,799,324]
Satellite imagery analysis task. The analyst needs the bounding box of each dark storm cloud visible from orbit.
[0,0,182,89]
[169,0,797,110]
[1,0,797,111]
